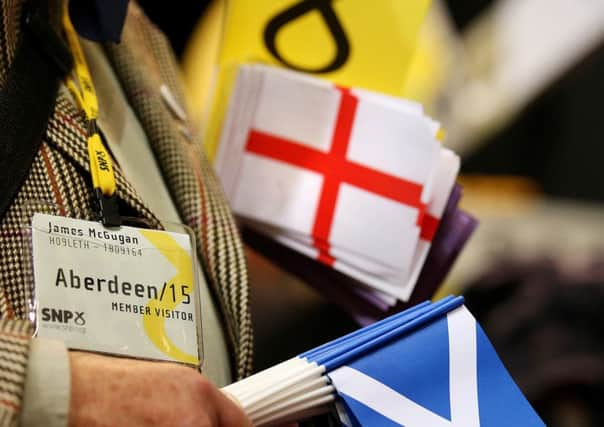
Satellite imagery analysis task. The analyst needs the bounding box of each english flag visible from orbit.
[215,64,465,302]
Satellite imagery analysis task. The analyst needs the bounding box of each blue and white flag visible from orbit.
[328,305,544,427]
[222,297,544,427]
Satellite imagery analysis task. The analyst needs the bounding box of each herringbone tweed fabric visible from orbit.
[0,1,253,422]
[104,4,253,379]
[0,319,31,427]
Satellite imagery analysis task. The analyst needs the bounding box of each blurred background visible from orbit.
[140,1,604,425]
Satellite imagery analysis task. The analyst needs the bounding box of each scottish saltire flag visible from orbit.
[222,297,544,426]
[328,306,544,427]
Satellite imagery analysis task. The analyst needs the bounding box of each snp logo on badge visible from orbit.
[41,307,86,326]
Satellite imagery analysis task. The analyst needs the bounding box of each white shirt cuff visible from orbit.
[20,337,70,427]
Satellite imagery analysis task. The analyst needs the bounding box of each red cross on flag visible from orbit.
[215,65,460,303]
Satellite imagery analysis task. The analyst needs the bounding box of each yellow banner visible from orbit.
[202,0,431,160]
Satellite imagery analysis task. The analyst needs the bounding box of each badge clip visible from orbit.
[94,188,121,227]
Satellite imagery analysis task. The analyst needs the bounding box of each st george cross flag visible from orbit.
[222,297,544,426]
[215,64,469,303]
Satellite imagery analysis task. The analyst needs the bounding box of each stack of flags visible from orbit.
[222,297,545,426]
[215,64,476,314]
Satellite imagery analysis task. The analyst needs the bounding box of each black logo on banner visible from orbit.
[41,307,86,326]
[263,0,351,73]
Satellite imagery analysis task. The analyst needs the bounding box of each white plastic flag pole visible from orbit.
[221,298,464,426]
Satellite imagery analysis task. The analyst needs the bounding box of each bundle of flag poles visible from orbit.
[215,64,475,313]
[222,296,544,426]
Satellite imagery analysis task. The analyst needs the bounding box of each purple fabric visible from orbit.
[346,283,392,312]
[408,185,477,305]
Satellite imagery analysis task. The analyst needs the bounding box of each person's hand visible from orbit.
[68,351,252,427]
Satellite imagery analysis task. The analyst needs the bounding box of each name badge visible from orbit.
[31,213,201,366]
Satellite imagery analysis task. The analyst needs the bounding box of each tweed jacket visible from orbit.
[0,1,252,424]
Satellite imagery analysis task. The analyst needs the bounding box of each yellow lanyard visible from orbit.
[62,6,117,204]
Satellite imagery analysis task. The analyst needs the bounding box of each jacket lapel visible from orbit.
[103,3,253,378]
[45,91,160,226]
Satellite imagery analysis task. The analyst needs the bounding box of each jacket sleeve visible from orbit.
[0,319,32,426]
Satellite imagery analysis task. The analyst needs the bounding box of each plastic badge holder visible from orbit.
[21,200,204,369]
